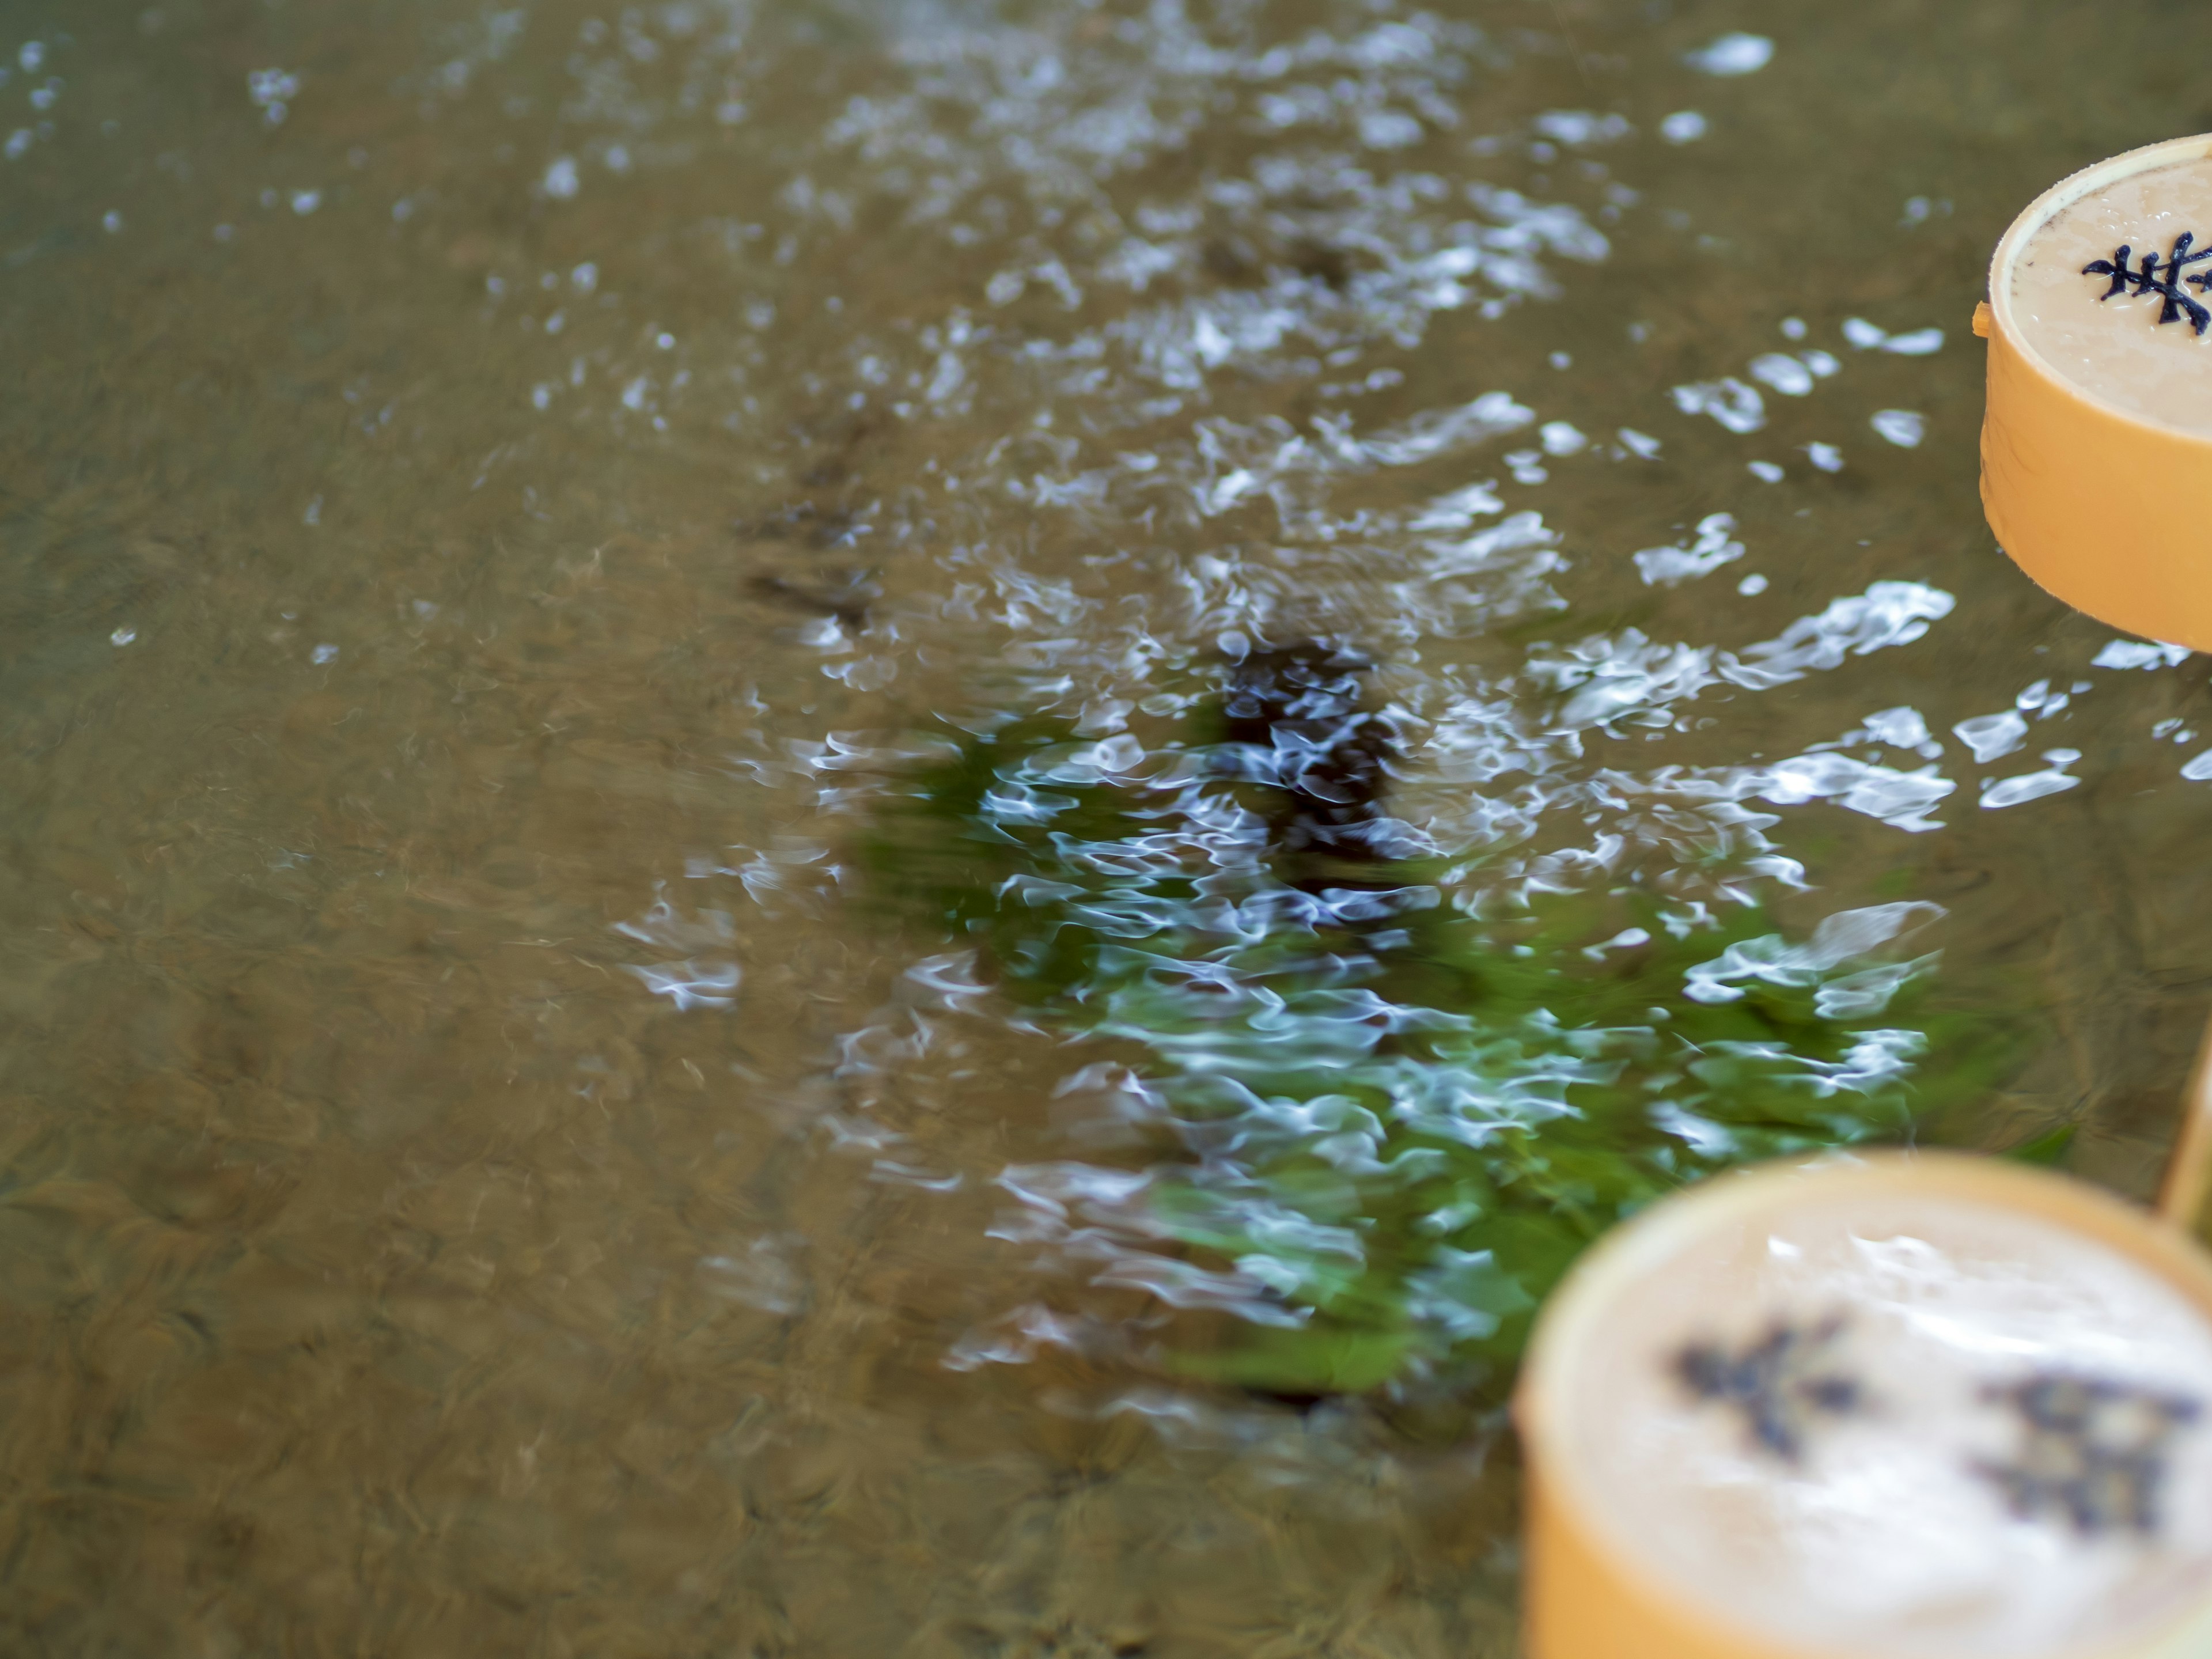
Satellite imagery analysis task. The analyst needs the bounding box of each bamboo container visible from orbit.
[1978,134,2212,650]
[1515,1153,2212,1659]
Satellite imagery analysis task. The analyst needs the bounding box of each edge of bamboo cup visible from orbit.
[1980,133,2212,651]
[1515,1151,2212,1659]
[2157,1014,2212,1255]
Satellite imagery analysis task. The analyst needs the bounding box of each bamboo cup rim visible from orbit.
[2158,1017,2212,1253]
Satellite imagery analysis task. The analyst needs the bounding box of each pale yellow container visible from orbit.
[1980,134,2212,650]
[1514,1153,2212,1659]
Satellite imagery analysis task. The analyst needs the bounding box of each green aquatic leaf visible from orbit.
[859,705,2018,1398]
[1166,1324,1426,1397]
[2003,1123,2077,1167]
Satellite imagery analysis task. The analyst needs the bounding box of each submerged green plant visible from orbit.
[860,654,2014,1398]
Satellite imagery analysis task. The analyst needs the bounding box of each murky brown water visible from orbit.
[7,1,2212,1652]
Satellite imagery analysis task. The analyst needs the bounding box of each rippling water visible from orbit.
[8,1,2212,1651]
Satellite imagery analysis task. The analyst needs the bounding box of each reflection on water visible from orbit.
[861,646,2008,1411]
[6,0,2212,1651]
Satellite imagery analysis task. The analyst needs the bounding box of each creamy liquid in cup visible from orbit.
[2012,156,2212,434]
[1552,1179,2212,1659]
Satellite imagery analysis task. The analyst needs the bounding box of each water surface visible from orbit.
[6,1,2212,1652]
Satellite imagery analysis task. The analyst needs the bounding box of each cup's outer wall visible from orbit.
[1981,316,2212,651]
[1521,1471,1771,1659]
